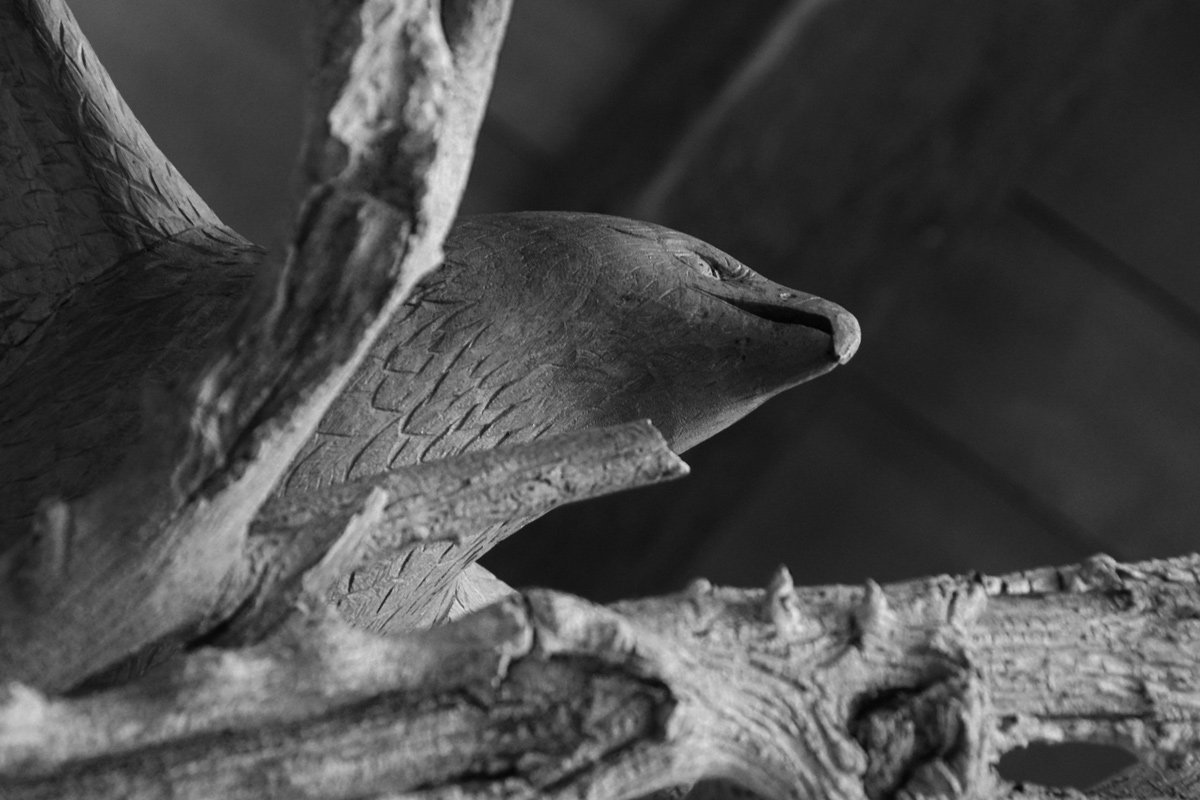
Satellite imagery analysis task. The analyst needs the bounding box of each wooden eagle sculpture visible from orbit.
[3,5,1195,800]
[0,0,856,684]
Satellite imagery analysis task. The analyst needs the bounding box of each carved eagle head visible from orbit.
[287,211,860,490]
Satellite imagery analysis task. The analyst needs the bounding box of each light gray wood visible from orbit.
[219,420,688,642]
[4,554,1198,800]
[0,0,512,691]
[3,1,1199,797]
[0,0,860,691]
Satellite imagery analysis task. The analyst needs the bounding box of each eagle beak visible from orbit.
[701,288,862,365]
[817,298,861,364]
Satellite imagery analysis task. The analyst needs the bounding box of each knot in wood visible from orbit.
[1070,553,1130,593]
[849,670,993,800]
[28,498,72,583]
[763,566,807,635]
[851,581,898,649]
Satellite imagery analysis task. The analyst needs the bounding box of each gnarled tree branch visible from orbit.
[3,553,1197,800]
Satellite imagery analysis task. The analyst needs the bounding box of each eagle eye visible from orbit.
[673,250,721,279]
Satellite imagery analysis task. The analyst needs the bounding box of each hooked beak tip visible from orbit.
[698,285,861,364]
[830,308,861,364]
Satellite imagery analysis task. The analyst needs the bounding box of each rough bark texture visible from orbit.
[0,0,511,691]
[3,554,1199,799]
[2,1,1199,799]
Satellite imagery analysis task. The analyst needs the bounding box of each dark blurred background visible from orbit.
[69,0,1200,788]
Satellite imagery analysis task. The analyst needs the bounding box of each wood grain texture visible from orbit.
[0,0,231,380]
[0,0,512,691]
[216,420,687,642]
[0,0,857,687]
[0,207,857,643]
[0,230,261,549]
[274,211,856,630]
[4,553,1198,800]
[285,213,854,496]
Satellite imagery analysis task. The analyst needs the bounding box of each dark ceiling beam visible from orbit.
[529,0,795,214]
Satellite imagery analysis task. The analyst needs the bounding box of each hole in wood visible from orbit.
[997,742,1137,790]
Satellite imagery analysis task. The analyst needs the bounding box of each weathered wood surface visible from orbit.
[62,0,1200,668]
[9,4,1200,796]
[270,211,857,631]
[72,421,688,692]
[1,0,864,695]
[0,204,860,668]
[222,420,689,643]
[0,0,513,691]
[66,4,1199,613]
[280,213,856,498]
[0,209,855,546]
[4,553,1199,800]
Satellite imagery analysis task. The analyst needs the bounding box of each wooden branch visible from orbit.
[3,553,1197,800]
[0,0,512,692]
[1089,761,1200,799]
[298,0,511,241]
[448,563,518,619]
[210,419,688,643]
